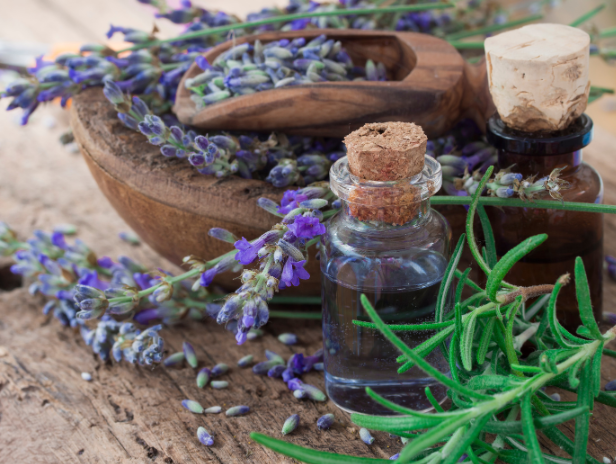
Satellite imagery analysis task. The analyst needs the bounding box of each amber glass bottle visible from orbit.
[486,114,603,329]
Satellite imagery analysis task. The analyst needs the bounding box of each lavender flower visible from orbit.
[196,367,211,388]
[317,413,334,430]
[282,414,300,435]
[237,355,254,367]
[197,427,214,446]
[359,428,375,445]
[211,380,229,389]
[278,333,298,345]
[182,399,204,414]
[226,405,250,416]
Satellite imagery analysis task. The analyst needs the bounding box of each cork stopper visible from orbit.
[344,122,427,181]
[485,23,590,132]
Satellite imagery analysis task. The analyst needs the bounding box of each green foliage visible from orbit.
[253,169,616,464]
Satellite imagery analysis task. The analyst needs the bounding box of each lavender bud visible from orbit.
[265,350,284,363]
[277,240,305,261]
[313,362,324,371]
[282,414,300,435]
[359,428,374,445]
[183,341,198,368]
[211,363,229,377]
[208,227,238,244]
[293,389,307,399]
[390,454,400,460]
[204,406,222,414]
[247,328,264,340]
[282,368,296,383]
[257,197,280,215]
[605,380,616,391]
[494,187,514,198]
[499,172,523,185]
[268,365,286,378]
[278,333,298,345]
[550,393,561,401]
[299,199,328,210]
[238,355,254,367]
[211,380,229,389]
[226,405,250,416]
[317,413,334,430]
[163,352,185,367]
[81,372,92,382]
[182,399,204,414]
[197,427,214,446]
[196,367,211,388]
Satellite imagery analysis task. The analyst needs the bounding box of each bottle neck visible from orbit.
[339,198,432,232]
[497,149,582,178]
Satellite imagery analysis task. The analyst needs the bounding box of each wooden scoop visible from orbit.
[174,29,494,138]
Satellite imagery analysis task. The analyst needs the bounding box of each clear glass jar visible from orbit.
[486,114,603,329]
[320,156,452,415]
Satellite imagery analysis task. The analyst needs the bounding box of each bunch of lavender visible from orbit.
[104,79,340,183]
[251,166,616,463]
[20,184,329,346]
[0,223,214,363]
[186,35,386,108]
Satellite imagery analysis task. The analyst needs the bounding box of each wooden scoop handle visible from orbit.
[174,29,494,138]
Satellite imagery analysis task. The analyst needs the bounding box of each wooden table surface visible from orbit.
[2,1,616,463]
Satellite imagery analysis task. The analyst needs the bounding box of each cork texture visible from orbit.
[344,122,427,181]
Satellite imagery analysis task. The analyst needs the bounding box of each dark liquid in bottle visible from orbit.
[322,274,448,415]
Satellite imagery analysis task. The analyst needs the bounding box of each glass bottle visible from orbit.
[486,114,603,329]
[320,155,451,415]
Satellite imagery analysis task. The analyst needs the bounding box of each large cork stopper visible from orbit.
[344,122,427,181]
[485,23,590,132]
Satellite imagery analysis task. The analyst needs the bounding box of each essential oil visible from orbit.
[321,123,451,415]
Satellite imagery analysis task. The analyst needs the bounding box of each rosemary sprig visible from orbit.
[251,168,616,463]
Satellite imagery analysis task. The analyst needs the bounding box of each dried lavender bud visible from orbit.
[605,380,616,391]
[211,363,229,377]
[293,389,307,400]
[317,413,334,430]
[204,406,222,414]
[226,405,250,416]
[53,223,77,235]
[313,362,324,371]
[550,393,561,401]
[278,333,298,345]
[282,414,300,435]
[268,365,286,378]
[401,437,410,444]
[81,372,92,382]
[197,427,214,446]
[163,351,185,367]
[287,379,327,402]
[182,399,204,414]
[390,454,400,460]
[118,231,141,245]
[265,350,285,363]
[237,355,254,367]
[183,341,198,368]
[196,367,211,388]
[359,428,374,445]
[211,380,229,389]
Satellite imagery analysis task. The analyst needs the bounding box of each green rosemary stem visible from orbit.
[431,196,616,214]
[569,4,605,27]
[445,14,543,41]
[268,310,322,319]
[448,41,485,50]
[270,296,322,305]
[599,26,616,39]
[117,3,455,53]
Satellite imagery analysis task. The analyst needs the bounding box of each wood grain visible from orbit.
[174,29,495,138]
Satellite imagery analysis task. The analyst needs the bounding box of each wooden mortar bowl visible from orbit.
[174,29,493,138]
[70,88,320,295]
